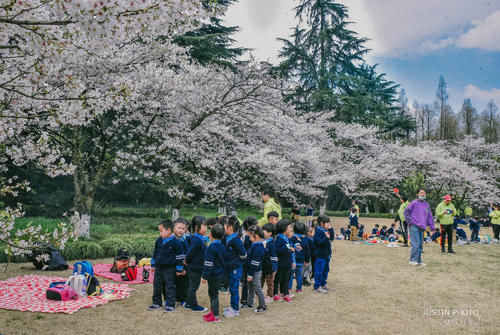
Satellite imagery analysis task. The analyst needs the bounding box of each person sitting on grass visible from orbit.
[371,224,379,237]
[456,226,468,242]
[431,228,441,242]
[344,225,351,240]
[469,217,480,242]
[357,224,364,239]
[202,224,226,323]
[379,225,388,240]
[148,219,184,312]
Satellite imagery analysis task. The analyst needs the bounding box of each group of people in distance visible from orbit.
[148,191,335,323]
[396,190,500,266]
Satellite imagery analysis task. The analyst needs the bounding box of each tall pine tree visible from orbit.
[278,0,409,132]
[174,0,247,67]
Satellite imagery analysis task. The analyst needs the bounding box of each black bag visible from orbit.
[31,244,69,271]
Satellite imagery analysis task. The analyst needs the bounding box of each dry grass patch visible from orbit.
[0,218,498,335]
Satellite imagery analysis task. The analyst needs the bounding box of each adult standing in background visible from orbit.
[435,195,457,254]
[404,190,435,266]
[464,205,473,224]
[258,189,282,226]
[394,193,410,247]
[489,204,500,243]
[349,200,360,241]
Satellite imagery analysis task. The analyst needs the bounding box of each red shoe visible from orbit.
[284,295,292,302]
[203,310,213,319]
[296,289,303,293]
[204,315,220,323]
[273,294,282,301]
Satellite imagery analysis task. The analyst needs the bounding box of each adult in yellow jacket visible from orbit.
[464,206,473,224]
[435,195,457,253]
[489,204,500,242]
[258,190,282,226]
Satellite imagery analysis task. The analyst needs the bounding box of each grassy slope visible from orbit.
[0,217,498,334]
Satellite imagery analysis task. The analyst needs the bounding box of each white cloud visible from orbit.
[353,0,500,57]
[225,0,500,62]
[464,85,500,108]
[456,11,500,51]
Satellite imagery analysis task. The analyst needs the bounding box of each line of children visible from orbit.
[149,214,335,323]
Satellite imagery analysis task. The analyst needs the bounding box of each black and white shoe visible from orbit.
[254,306,267,313]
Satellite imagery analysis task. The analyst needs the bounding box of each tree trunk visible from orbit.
[75,213,91,239]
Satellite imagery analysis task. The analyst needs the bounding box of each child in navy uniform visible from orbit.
[149,219,185,312]
[261,223,278,303]
[371,224,379,236]
[273,219,295,302]
[202,224,226,323]
[240,216,257,307]
[184,216,208,312]
[313,215,334,294]
[289,221,310,293]
[223,216,247,317]
[173,218,188,305]
[303,226,315,286]
[469,217,480,242]
[243,225,267,313]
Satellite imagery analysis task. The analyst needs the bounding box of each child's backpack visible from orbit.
[73,261,94,276]
[120,265,138,281]
[65,274,87,298]
[110,248,131,273]
[46,282,77,301]
[85,273,102,296]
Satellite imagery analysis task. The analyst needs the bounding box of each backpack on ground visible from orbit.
[31,244,69,271]
[120,265,137,281]
[46,282,77,301]
[65,274,87,298]
[110,248,131,273]
[85,273,102,296]
[73,261,94,276]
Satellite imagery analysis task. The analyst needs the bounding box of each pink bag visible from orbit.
[46,282,77,301]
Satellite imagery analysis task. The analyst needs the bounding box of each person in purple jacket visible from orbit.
[404,189,435,266]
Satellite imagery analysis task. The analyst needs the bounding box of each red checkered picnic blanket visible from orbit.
[0,275,134,314]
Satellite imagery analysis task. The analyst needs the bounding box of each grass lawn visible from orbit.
[0,217,498,335]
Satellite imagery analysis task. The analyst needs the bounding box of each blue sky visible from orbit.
[225,0,500,113]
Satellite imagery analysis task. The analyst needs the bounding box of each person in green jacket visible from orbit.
[489,204,500,243]
[464,206,473,224]
[436,195,457,253]
[394,194,410,246]
[258,189,282,226]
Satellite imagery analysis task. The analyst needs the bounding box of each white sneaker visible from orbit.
[265,296,273,304]
[321,285,333,291]
[408,261,419,266]
[418,262,427,267]
[314,287,328,294]
[223,307,240,317]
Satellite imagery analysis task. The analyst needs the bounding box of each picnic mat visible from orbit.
[90,263,154,284]
[0,275,133,314]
